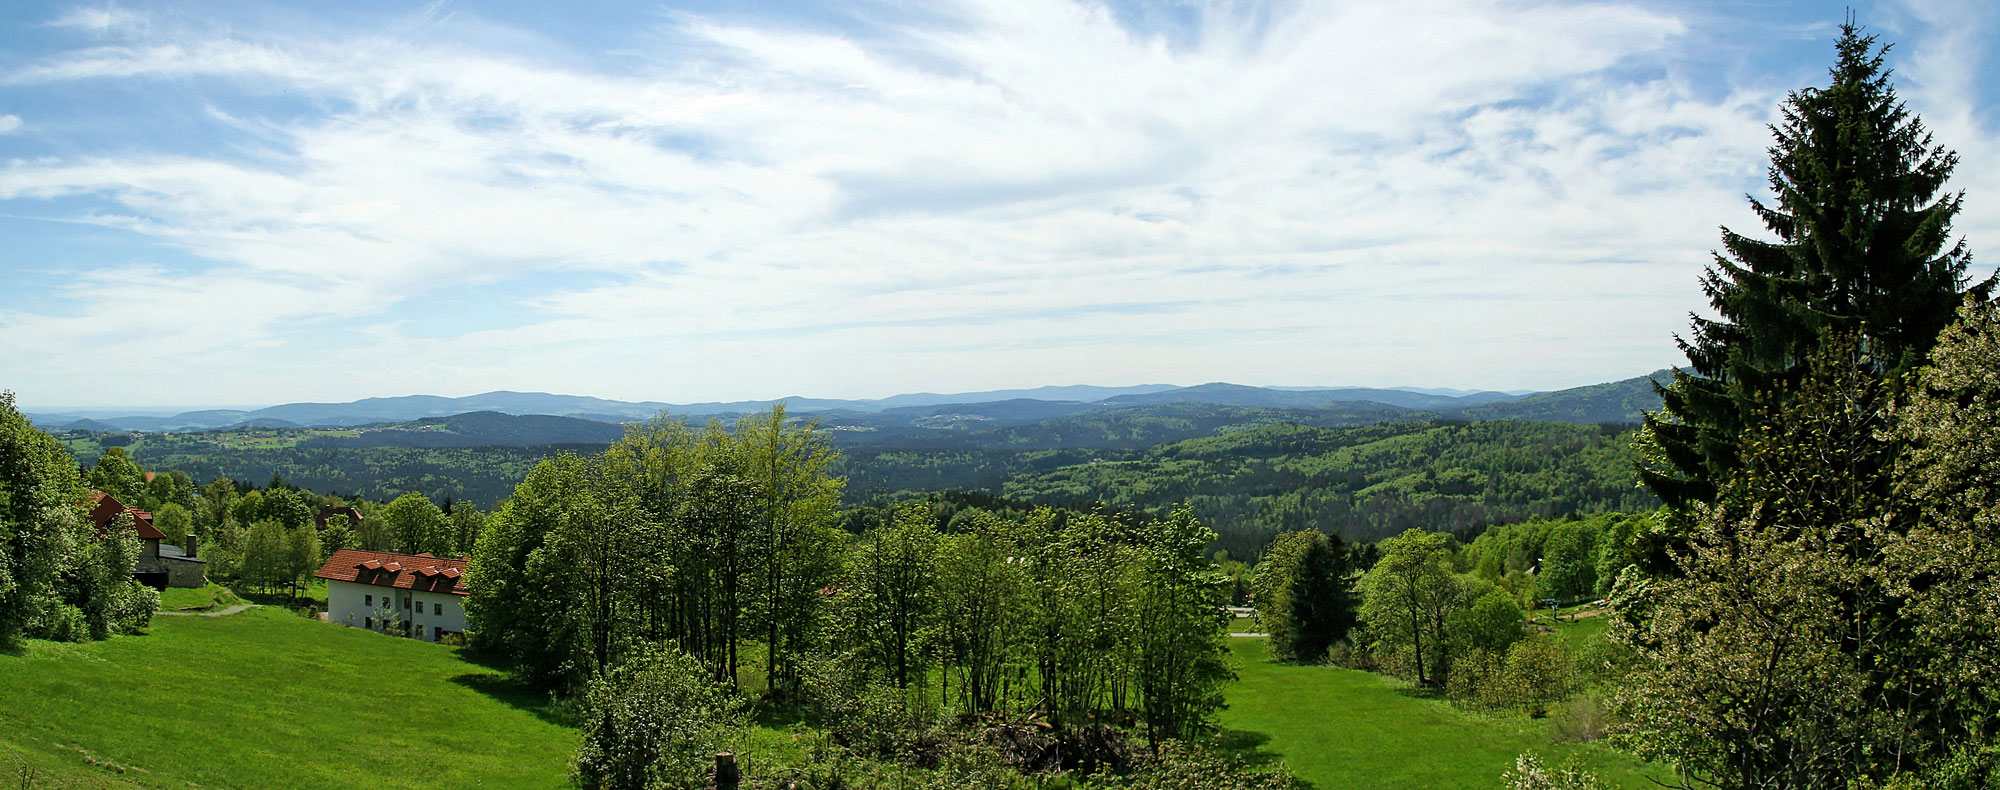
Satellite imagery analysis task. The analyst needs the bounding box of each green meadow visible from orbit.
[0,607,577,789]
[2,604,1658,789]
[1218,638,1661,789]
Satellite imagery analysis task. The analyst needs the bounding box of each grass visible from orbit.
[1546,613,1611,649]
[155,582,246,611]
[1218,638,1664,789]
[1,596,1648,789]
[0,607,578,789]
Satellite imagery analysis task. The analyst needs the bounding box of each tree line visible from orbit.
[0,393,157,644]
[464,406,1258,787]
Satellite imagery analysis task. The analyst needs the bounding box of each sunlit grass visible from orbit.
[1217,637,1662,789]
[0,608,579,789]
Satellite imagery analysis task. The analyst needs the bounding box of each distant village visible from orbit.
[92,489,466,642]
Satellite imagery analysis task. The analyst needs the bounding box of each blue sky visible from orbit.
[2,0,1997,409]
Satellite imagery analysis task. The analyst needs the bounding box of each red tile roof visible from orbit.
[85,491,168,540]
[314,549,469,596]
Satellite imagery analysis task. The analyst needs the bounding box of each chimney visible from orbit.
[187,534,198,558]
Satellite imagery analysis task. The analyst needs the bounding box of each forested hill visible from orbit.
[991,420,1654,557]
[47,376,1666,556]
[27,370,1669,433]
[297,411,629,448]
[1450,369,1672,423]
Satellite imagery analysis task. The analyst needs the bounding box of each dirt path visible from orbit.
[157,604,259,617]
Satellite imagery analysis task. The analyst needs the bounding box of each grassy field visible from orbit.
[156,582,247,612]
[0,607,578,789]
[2,598,1651,789]
[1546,613,1611,649]
[1218,638,1662,789]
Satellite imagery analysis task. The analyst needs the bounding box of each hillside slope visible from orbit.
[1451,371,1670,424]
[299,411,630,448]
[0,608,576,789]
[1001,420,1654,551]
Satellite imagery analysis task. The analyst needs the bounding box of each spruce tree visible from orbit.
[1642,20,1990,508]
[1283,533,1356,663]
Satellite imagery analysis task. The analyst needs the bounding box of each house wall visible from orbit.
[327,579,379,631]
[134,539,164,574]
[405,588,468,642]
[326,579,467,642]
[162,557,205,588]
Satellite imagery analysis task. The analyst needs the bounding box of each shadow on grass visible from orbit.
[1391,685,1448,702]
[231,591,326,622]
[450,672,575,728]
[749,698,822,731]
[1213,727,1317,788]
[449,645,518,673]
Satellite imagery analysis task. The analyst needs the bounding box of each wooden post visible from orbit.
[714,752,740,790]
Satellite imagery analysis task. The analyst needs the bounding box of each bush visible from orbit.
[1495,636,1575,716]
[760,739,1034,790]
[1550,695,1608,743]
[1570,628,1635,690]
[571,646,744,790]
[113,584,158,634]
[1502,753,1608,790]
[1081,741,1304,790]
[1446,648,1500,707]
[42,605,87,643]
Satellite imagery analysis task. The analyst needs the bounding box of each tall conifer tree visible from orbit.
[1643,19,1990,507]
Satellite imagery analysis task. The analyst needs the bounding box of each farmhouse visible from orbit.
[86,491,205,589]
[315,548,469,642]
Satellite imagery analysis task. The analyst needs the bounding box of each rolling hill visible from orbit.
[30,372,1672,434]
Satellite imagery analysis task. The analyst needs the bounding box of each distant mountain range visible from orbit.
[28,372,1673,435]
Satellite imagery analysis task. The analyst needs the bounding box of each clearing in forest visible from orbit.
[1219,638,1662,789]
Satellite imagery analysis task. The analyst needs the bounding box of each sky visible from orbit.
[2,0,1997,410]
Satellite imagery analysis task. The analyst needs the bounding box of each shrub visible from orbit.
[1495,636,1575,716]
[1550,695,1608,743]
[42,605,87,643]
[113,584,158,634]
[571,646,744,790]
[1446,648,1500,707]
[1081,741,1304,790]
[1502,753,1608,790]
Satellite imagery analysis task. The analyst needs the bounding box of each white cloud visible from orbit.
[0,0,1993,407]
[46,6,145,32]
[0,114,19,133]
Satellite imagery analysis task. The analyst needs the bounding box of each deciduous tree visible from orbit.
[1359,529,1462,688]
[378,492,453,556]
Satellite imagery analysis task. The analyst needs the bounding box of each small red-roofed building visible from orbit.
[87,491,205,589]
[315,548,469,642]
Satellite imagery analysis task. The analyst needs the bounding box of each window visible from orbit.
[402,596,411,609]
[415,625,424,639]
[365,594,373,607]
[434,602,442,616]
[365,617,373,629]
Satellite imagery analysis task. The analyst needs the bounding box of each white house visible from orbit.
[315,549,469,642]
